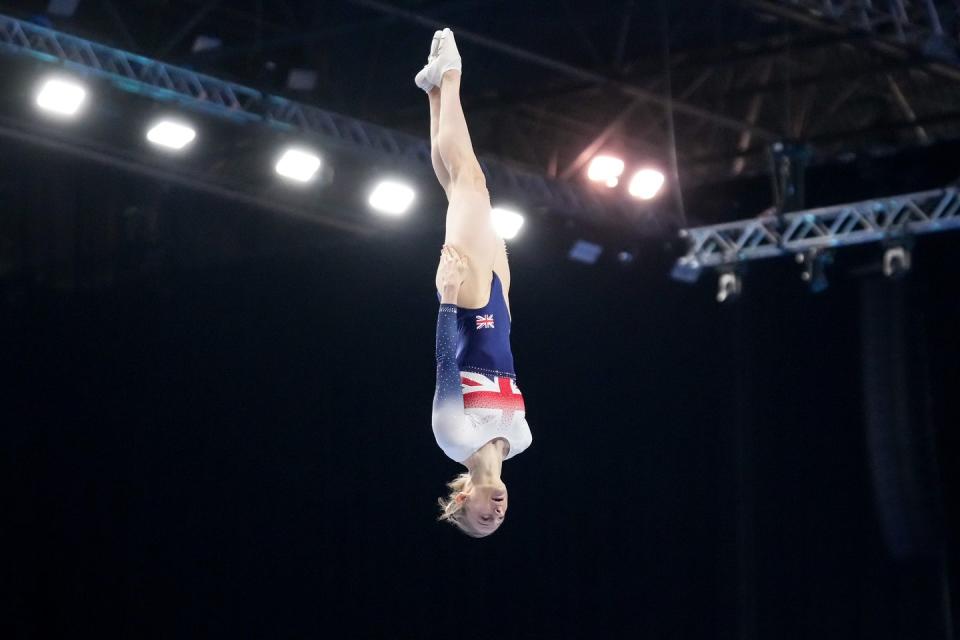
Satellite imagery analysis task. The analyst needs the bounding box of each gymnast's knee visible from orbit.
[446,158,487,194]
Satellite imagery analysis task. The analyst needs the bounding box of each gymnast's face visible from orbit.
[460,482,508,536]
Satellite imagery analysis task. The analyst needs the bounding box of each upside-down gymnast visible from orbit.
[416,29,532,538]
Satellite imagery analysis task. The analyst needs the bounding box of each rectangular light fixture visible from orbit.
[47,0,80,17]
[491,207,525,240]
[191,35,222,53]
[36,78,87,117]
[287,69,318,91]
[369,180,415,215]
[146,120,196,150]
[568,240,603,265]
[275,148,321,183]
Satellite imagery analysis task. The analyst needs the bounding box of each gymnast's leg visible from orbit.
[426,89,452,197]
[437,69,512,309]
[425,33,503,310]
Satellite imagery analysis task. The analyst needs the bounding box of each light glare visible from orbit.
[36,78,87,117]
[146,120,196,150]
[491,207,525,240]
[628,168,666,200]
[587,155,624,186]
[369,180,415,215]
[275,148,322,183]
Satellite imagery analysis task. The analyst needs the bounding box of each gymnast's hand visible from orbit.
[438,245,468,304]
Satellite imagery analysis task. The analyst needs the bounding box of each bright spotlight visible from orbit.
[491,207,525,240]
[628,168,665,200]
[369,180,415,215]
[275,148,322,183]
[146,120,196,151]
[36,78,87,117]
[587,155,625,187]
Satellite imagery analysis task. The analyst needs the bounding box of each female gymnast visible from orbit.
[416,29,532,538]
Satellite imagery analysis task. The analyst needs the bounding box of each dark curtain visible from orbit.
[2,150,958,639]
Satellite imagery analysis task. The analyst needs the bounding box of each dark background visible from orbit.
[2,138,958,638]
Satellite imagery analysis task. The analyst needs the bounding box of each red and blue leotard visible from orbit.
[431,273,532,463]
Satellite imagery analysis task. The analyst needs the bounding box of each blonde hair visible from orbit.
[437,472,484,538]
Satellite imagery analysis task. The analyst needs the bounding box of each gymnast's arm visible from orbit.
[432,288,464,420]
[431,293,473,459]
[432,247,468,435]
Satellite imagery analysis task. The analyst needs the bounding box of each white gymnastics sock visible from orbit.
[425,28,462,88]
[414,30,444,92]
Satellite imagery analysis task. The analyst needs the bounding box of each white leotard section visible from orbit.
[432,372,533,463]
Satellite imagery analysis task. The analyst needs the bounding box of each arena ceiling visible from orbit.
[6,1,958,173]
[1,0,958,225]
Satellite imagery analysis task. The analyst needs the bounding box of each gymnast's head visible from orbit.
[437,472,508,537]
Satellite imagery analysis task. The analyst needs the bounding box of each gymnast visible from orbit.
[416,29,532,537]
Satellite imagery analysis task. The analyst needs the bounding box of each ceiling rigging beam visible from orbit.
[346,0,779,140]
[741,0,960,82]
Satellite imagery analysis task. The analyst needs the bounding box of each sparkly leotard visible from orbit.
[431,275,532,463]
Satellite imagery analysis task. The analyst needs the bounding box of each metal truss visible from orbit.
[672,187,960,280]
[0,15,263,119]
[507,7,960,186]
[746,0,960,72]
[347,0,776,140]
[0,12,626,223]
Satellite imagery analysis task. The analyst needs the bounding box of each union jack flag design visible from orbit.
[475,314,495,330]
[461,372,525,427]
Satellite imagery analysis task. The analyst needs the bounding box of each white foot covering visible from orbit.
[415,65,433,92]
[414,30,445,92]
[426,28,462,88]
[428,30,442,63]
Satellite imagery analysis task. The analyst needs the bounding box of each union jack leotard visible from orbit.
[431,274,532,463]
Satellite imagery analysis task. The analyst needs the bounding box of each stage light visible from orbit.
[191,35,222,53]
[287,69,318,91]
[369,180,415,215]
[716,271,741,303]
[146,120,196,151]
[628,168,665,200]
[35,78,87,117]
[47,0,80,17]
[797,250,832,293]
[491,207,525,240]
[275,148,321,183]
[883,245,911,278]
[587,155,624,187]
[671,252,702,284]
[568,240,603,265]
